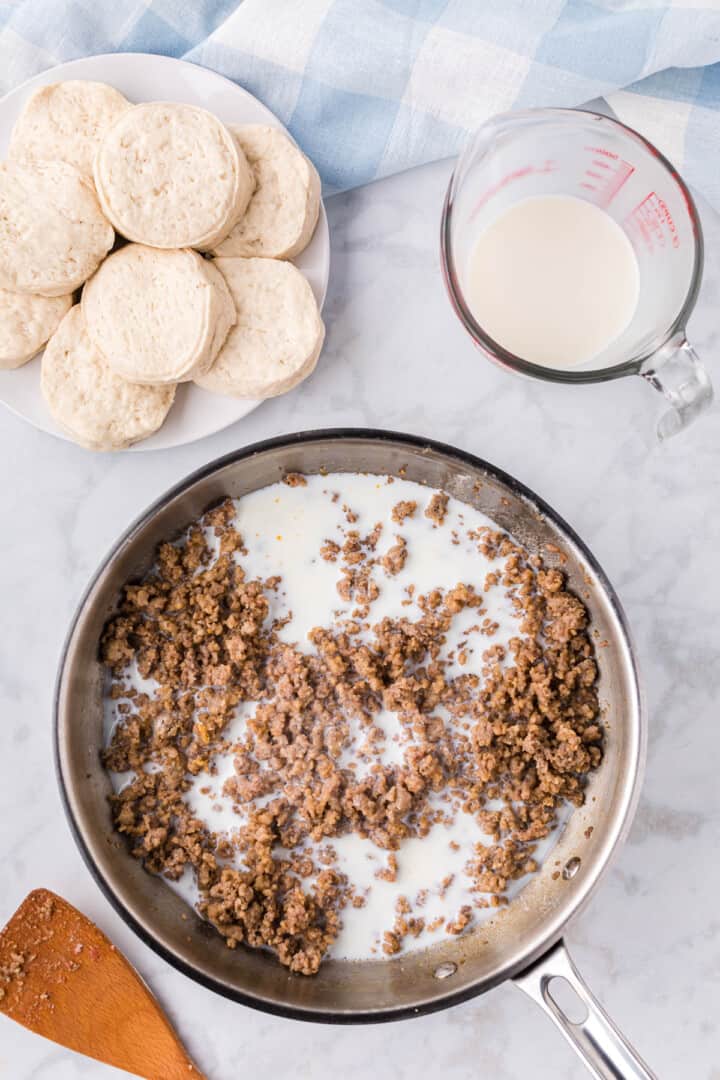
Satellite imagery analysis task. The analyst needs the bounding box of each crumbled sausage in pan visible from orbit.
[102,485,602,975]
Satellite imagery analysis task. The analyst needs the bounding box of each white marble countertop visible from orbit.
[1,154,719,1080]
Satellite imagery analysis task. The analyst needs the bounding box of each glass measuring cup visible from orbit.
[441,108,713,439]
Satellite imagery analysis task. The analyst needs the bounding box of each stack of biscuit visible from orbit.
[0,81,324,450]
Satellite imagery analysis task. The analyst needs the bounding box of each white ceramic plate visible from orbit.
[0,53,330,451]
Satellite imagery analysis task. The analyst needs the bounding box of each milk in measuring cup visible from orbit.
[465,194,639,368]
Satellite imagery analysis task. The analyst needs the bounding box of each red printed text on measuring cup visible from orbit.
[626,191,680,253]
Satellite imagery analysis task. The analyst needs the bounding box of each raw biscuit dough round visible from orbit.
[9,80,131,179]
[195,257,324,399]
[41,306,175,450]
[0,159,114,297]
[212,125,321,259]
[0,287,72,369]
[93,102,254,249]
[82,244,236,385]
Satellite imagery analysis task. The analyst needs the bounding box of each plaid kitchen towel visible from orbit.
[2,0,720,205]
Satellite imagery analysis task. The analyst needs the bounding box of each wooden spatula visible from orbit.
[0,889,205,1079]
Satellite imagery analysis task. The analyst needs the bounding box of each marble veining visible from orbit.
[0,154,718,1079]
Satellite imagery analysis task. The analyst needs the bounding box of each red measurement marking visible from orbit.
[626,190,680,252]
[580,182,596,191]
[469,161,556,220]
[583,147,635,207]
[585,145,619,160]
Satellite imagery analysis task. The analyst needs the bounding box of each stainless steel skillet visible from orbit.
[55,430,654,1078]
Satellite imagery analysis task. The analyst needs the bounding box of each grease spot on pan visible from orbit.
[562,857,582,880]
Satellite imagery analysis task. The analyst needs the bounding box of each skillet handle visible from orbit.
[513,939,656,1080]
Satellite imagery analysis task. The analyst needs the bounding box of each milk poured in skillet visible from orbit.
[104,474,584,961]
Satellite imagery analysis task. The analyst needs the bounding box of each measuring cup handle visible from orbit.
[513,939,657,1080]
[640,334,713,440]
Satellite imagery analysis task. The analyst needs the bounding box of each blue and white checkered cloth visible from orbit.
[2,1,720,205]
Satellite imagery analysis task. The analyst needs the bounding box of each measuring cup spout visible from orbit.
[640,334,713,440]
